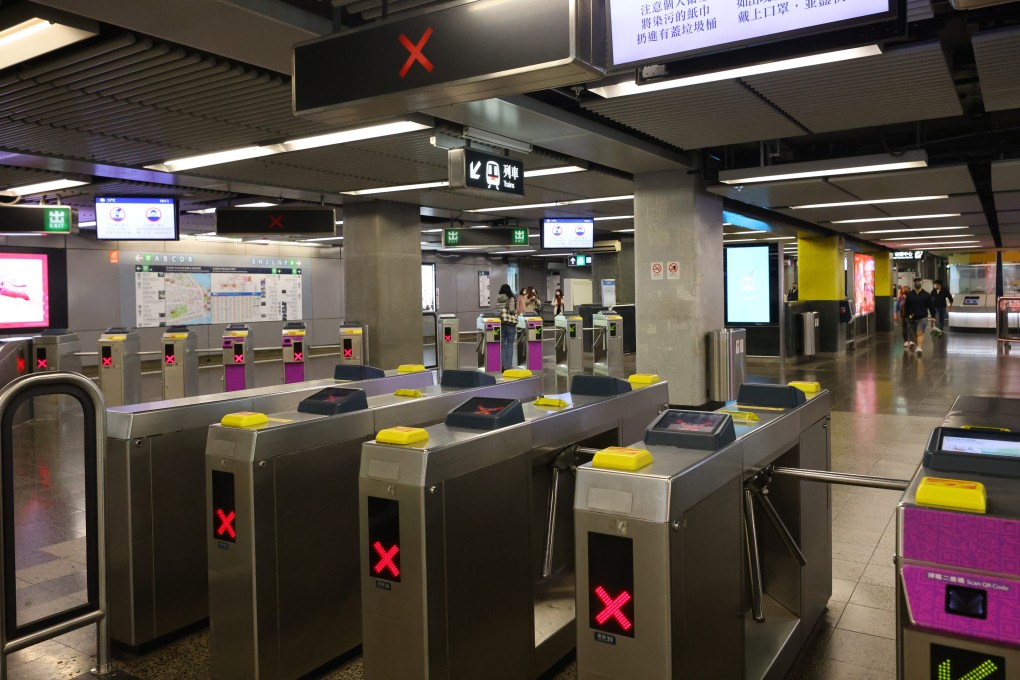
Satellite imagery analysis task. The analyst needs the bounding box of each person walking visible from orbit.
[904,277,936,355]
[497,284,518,371]
[787,281,799,302]
[895,285,910,348]
[931,279,953,335]
[553,288,564,316]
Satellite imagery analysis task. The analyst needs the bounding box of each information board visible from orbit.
[542,218,594,250]
[96,197,178,241]
[724,244,778,325]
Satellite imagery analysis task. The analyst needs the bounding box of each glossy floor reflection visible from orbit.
[5,329,1015,679]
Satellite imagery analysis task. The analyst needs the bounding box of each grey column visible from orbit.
[592,240,635,305]
[634,171,723,405]
[343,200,423,368]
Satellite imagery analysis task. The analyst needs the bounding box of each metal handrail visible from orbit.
[0,372,112,678]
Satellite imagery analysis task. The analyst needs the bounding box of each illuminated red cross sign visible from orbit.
[36,358,47,369]
[216,508,236,539]
[267,214,284,229]
[165,354,175,365]
[594,586,632,631]
[293,352,303,362]
[16,357,25,372]
[343,347,354,359]
[444,333,452,343]
[398,27,434,78]
[234,353,245,364]
[102,357,113,367]
[372,541,400,578]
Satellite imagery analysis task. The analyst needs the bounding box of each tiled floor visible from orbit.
[3,329,1017,679]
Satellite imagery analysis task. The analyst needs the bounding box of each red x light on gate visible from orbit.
[36,358,47,370]
[588,532,635,637]
[216,508,236,540]
[293,352,303,362]
[267,214,284,229]
[102,357,113,367]
[372,541,400,578]
[16,357,25,372]
[234,353,244,364]
[343,348,353,359]
[398,27,434,78]
[594,586,632,631]
[165,354,175,365]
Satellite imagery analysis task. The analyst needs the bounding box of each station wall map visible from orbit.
[124,253,307,328]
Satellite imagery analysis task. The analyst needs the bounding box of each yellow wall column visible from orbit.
[873,252,893,332]
[797,236,843,300]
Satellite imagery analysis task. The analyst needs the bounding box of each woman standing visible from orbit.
[553,288,564,316]
[497,284,518,370]
[516,287,527,313]
[524,287,543,314]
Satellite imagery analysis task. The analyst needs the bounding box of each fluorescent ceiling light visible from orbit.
[235,201,279,208]
[533,253,568,257]
[880,234,976,242]
[897,241,980,247]
[727,229,767,234]
[491,249,537,255]
[149,146,276,173]
[765,236,796,240]
[594,215,633,222]
[832,213,960,224]
[335,220,343,225]
[523,166,586,178]
[789,195,949,209]
[195,234,241,242]
[722,222,733,226]
[303,236,344,242]
[617,229,635,233]
[859,226,970,234]
[343,181,448,196]
[724,239,758,243]
[924,245,981,250]
[7,178,88,196]
[591,45,881,98]
[78,220,96,228]
[719,151,928,185]
[422,228,444,233]
[187,208,217,215]
[279,120,429,152]
[466,195,634,213]
[0,17,97,71]
[529,233,540,239]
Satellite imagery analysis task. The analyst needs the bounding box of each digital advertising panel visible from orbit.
[542,218,595,250]
[724,244,778,325]
[0,252,49,330]
[853,253,875,315]
[96,197,179,241]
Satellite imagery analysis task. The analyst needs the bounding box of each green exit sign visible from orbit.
[512,228,529,245]
[43,207,72,233]
[0,205,75,234]
[444,229,461,247]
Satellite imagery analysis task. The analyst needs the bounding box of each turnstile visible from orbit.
[98,327,141,406]
[281,322,306,383]
[555,314,583,374]
[477,314,502,373]
[592,311,624,376]
[222,324,253,392]
[517,314,544,371]
[358,375,669,680]
[340,322,367,365]
[574,386,832,680]
[106,369,440,650]
[0,337,32,397]
[440,314,460,370]
[33,329,81,373]
[205,370,544,680]
[161,326,199,399]
[896,396,1020,679]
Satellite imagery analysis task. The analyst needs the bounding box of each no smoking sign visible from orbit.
[650,262,664,280]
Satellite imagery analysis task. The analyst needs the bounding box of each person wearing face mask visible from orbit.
[903,277,937,355]
[931,279,953,336]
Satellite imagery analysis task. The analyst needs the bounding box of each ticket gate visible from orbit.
[358,375,669,680]
[340,322,367,366]
[106,369,439,650]
[161,326,199,399]
[574,384,832,680]
[555,313,583,374]
[440,314,460,370]
[281,322,306,383]
[33,329,81,373]
[896,395,1020,679]
[205,370,543,680]
[592,311,624,376]
[222,324,253,392]
[98,327,141,406]
[477,314,502,373]
[517,314,544,371]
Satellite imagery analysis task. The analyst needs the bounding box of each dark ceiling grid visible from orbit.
[972,26,1020,113]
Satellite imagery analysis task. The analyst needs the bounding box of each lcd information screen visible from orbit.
[942,436,1020,459]
[853,253,875,315]
[0,253,49,330]
[96,197,179,241]
[452,397,513,416]
[654,410,728,433]
[542,218,595,250]
[964,297,980,306]
[608,0,892,67]
[725,245,776,325]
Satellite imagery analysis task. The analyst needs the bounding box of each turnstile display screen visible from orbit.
[35,347,46,370]
[942,435,1020,459]
[654,411,728,433]
[164,343,175,365]
[293,341,303,361]
[588,532,635,638]
[212,470,237,544]
[924,427,1020,477]
[930,643,1004,680]
[535,326,542,339]
[342,338,353,359]
[367,496,400,583]
[101,345,112,367]
[445,397,525,430]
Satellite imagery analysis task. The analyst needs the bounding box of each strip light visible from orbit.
[235,201,278,208]
[6,178,88,196]
[523,166,586,178]
[789,195,949,210]
[303,236,344,242]
[149,146,276,173]
[923,245,981,250]
[832,213,960,224]
[724,239,758,243]
[590,45,881,98]
[491,249,537,255]
[0,17,97,71]
[880,234,975,241]
[719,151,928,185]
[859,226,969,234]
[896,241,980,247]
[594,215,634,222]
[617,229,635,233]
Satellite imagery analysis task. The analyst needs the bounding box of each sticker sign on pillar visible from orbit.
[650,262,664,281]
[666,261,680,280]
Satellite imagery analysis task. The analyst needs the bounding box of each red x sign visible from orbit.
[36,358,47,369]
[594,586,632,631]
[398,27,434,78]
[102,357,113,367]
[234,354,245,364]
[165,354,175,365]
[216,508,236,539]
[343,348,353,359]
[372,541,400,578]
[293,352,303,362]
[268,214,284,229]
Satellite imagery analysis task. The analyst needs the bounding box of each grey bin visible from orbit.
[707,328,746,403]
[797,311,820,357]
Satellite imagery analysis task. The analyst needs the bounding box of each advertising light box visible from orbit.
[96,197,179,241]
[853,253,875,315]
[0,253,49,330]
[542,218,594,250]
[724,244,778,325]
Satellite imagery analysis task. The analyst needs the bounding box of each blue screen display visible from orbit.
[726,246,771,324]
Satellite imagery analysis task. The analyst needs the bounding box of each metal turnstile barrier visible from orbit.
[359,376,669,680]
[592,311,624,376]
[555,313,583,375]
[996,296,1020,354]
[340,322,368,365]
[281,322,306,384]
[222,324,253,392]
[32,330,80,373]
[517,314,544,371]
[0,372,113,678]
[476,314,502,373]
[0,338,31,391]
[162,326,199,399]
[707,328,746,402]
[440,314,460,371]
[98,328,141,407]
[206,371,544,680]
[423,311,439,370]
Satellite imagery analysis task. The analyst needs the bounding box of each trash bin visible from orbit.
[708,328,746,403]
[797,312,819,357]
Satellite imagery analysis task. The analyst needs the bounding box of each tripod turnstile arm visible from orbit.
[771,466,910,491]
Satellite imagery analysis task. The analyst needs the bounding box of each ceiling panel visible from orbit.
[995,192,1020,212]
[884,213,987,228]
[0,166,62,190]
[991,160,1020,192]
[582,80,805,150]
[774,205,892,222]
[745,42,962,133]
[998,211,1020,226]
[829,165,976,198]
[972,26,1020,113]
[706,179,857,209]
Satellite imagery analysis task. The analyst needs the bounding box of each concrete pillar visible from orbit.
[634,171,723,406]
[592,240,635,305]
[874,252,893,332]
[343,200,422,369]
[797,236,845,353]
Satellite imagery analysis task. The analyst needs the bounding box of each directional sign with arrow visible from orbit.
[447,148,525,196]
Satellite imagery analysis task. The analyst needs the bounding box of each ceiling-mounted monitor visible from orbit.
[542,218,595,250]
[95,197,179,241]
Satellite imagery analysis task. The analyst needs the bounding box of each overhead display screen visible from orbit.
[942,436,1020,459]
[0,253,49,330]
[608,0,893,67]
[542,218,595,250]
[853,253,875,315]
[725,245,777,325]
[96,197,179,241]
